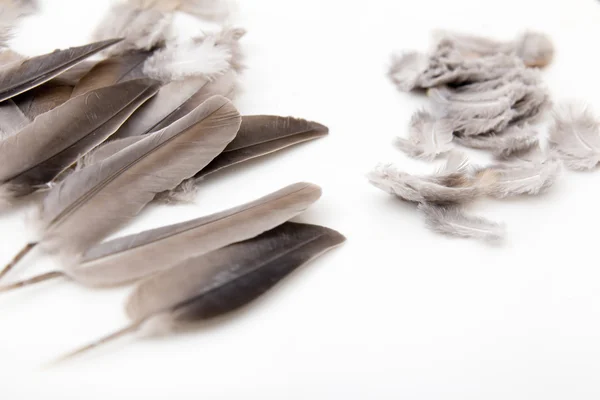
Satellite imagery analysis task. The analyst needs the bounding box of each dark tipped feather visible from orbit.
[58,222,345,361]
[0,38,122,101]
[156,115,329,203]
[0,79,160,200]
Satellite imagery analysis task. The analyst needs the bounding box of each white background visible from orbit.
[2,0,600,398]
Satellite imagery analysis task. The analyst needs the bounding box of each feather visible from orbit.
[0,79,161,202]
[418,203,506,242]
[156,115,329,204]
[388,51,429,92]
[93,0,230,57]
[434,31,554,68]
[367,153,496,205]
[71,51,151,97]
[0,0,37,47]
[447,112,515,137]
[12,80,74,119]
[454,124,539,157]
[481,158,562,198]
[0,182,323,291]
[548,102,600,171]
[0,95,241,280]
[111,71,235,140]
[143,28,245,82]
[0,38,122,102]
[429,83,529,104]
[396,109,453,160]
[430,88,514,120]
[0,98,28,139]
[57,222,345,361]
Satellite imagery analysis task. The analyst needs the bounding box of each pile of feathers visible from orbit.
[368,30,600,242]
[0,0,345,362]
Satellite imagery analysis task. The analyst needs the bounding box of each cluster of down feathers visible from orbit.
[0,0,345,362]
[370,30,600,242]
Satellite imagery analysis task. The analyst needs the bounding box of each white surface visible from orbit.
[2,0,600,398]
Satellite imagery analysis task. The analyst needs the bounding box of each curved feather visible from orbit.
[71,51,151,97]
[0,38,122,101]
[69,182,322,286]
[38,95,241,255]
[126,222,346,324]
[112,70,236,140]
[0,79,161,198]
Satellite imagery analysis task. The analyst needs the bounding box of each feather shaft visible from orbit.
[0,271,64,292]
[0,242,37,280]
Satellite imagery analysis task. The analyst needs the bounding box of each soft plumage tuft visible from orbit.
[143,28,244,81]
[418,203,506,242]
[388,51,428,92]
[516,31,554,68]
[549,102,600,171]
[396,110,453,160]
[0,0,37,47]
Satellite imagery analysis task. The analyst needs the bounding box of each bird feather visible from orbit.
[13,80,74,119]
[418,203,506,242]
[0,79,160,202]
[548,102,600,171]
[57,222,345,361]
[481,158,562,198]
[396,109,453,160]
[454,124,539,157]
[0,38,122,101]
[156,115,329,204]
[0,98,28,139]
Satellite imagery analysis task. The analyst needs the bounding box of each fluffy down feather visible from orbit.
[0,0,36,47]
[396,110,453,160]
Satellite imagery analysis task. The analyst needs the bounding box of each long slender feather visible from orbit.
[396,110,453,160]
[0,98,28,139]
[0,38,122,101]
[156,115,329,203]
[0,95,240,279]
[418,203,506,242]
[58,222,345,361]
[548,102,600,171]
[0,79,160,201]
[12,80,74,119]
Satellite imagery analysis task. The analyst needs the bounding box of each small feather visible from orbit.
[367,156,496,205]
[419,203,506,242]
[0,38,122,101]
[549,102,600,171]
[447,112,515,137]
[396,110,453,160]
[481,158,562,198]
[388,52,429,92]
[454,124,539,157]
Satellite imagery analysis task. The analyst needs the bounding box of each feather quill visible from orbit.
[57,222,345,361]
[0,79,161,202]
[396,110,453,160]
[0,38,122,101]
[548,102,600,171]
[0,95,241,279]
[0,183,322,291]
[155,115,329,203]
[418,203,506,242]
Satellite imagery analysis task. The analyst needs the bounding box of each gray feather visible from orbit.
[367,154,496,205]
[419,203,505,242]
[66,182,322,287]
[0,0,37,47]
[156,115,329,204]
[482,158,562,198]
[59,222,344,361]
[0,79,160,202]
[396,110,453,160]
[71,51,151,97]
[0,98,28,139]
[13,80,74,119]
[126,222,345,326]
[388,51,429,92]
[549,102,600,171]
[36,95,241,257]
[454,124,539,157]
[0,38,122,101]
